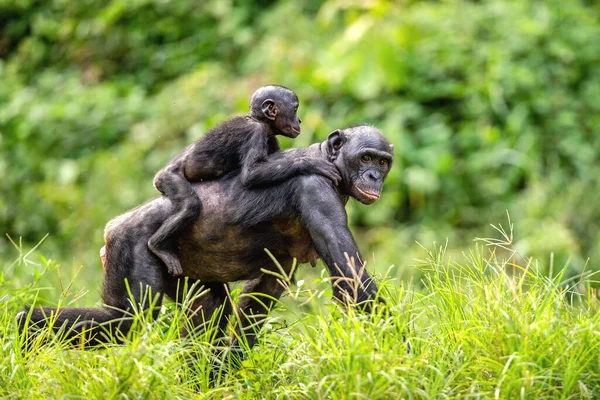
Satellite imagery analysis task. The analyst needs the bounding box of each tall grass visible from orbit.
[1,228,599,398]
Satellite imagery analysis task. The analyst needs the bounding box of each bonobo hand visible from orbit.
[331,275,382,312]
[304,158,342,185]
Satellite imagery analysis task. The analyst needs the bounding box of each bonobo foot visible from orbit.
[148,241,183,276]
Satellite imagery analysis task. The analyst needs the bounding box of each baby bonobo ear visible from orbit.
[327,129,345,161]
[261,99,277,121]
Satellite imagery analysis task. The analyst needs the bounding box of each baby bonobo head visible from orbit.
[249,85,302,138]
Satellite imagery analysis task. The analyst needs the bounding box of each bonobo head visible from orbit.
[249,85,302,138]
[326,125,394,205]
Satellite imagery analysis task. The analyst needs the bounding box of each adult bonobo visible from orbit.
[18,124,394,353]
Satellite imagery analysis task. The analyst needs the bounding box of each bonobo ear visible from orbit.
[389,144,395,154]
[261,99,277,121]
[327,129,345,161]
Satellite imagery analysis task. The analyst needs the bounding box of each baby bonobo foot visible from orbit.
[148,241,183,276]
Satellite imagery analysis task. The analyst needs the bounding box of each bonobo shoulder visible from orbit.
[296,173,348,224]
[299,174,339,200]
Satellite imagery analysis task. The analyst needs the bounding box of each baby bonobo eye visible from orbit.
[379,159,389,167]
[361,154,372,163]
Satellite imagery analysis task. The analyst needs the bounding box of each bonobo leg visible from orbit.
[18,243,167,347]
[232,273,287,351]
[165,279,234,381]
[148,164,201,276]
[164,279,232,342]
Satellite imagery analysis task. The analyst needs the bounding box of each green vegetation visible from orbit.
[2,0,600,281]
[1,0,599,397]
[2,235,599,398]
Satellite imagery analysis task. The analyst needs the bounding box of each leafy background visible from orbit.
[1,0,599,305]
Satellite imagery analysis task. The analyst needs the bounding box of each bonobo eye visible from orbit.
[361,154,372,163]
[379,159,389,167]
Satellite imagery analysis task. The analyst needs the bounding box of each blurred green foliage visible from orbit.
[1,0,599,296]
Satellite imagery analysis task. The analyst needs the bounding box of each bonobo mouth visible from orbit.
[284,127,301,139]
[355,186,381,204]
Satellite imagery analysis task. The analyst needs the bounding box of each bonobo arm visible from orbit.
[298,176,381,309]
[240,127,341,187]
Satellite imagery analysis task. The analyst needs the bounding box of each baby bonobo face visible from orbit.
[273,92,302,138]
[249,85,302,138]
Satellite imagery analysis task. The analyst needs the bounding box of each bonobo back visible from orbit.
[182,116,271,181]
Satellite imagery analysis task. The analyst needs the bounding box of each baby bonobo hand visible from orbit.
[306,158,342,186]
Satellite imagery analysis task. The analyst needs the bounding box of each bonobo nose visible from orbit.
[366,170,380,181]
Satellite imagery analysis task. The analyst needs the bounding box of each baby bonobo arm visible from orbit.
[148,151,201,276]
[240,126,341,187]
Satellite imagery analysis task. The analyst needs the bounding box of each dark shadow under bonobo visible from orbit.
[17,124,395,375]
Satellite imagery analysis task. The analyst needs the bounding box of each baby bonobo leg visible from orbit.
[148,164,201,276]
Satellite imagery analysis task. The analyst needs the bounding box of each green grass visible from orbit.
[1,233,599,399]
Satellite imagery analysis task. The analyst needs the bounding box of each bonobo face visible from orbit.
[273,92,302,138]
[250,85,302,138]
[328,125,394,205]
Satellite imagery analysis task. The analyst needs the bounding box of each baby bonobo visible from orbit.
[149,85,341,276]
